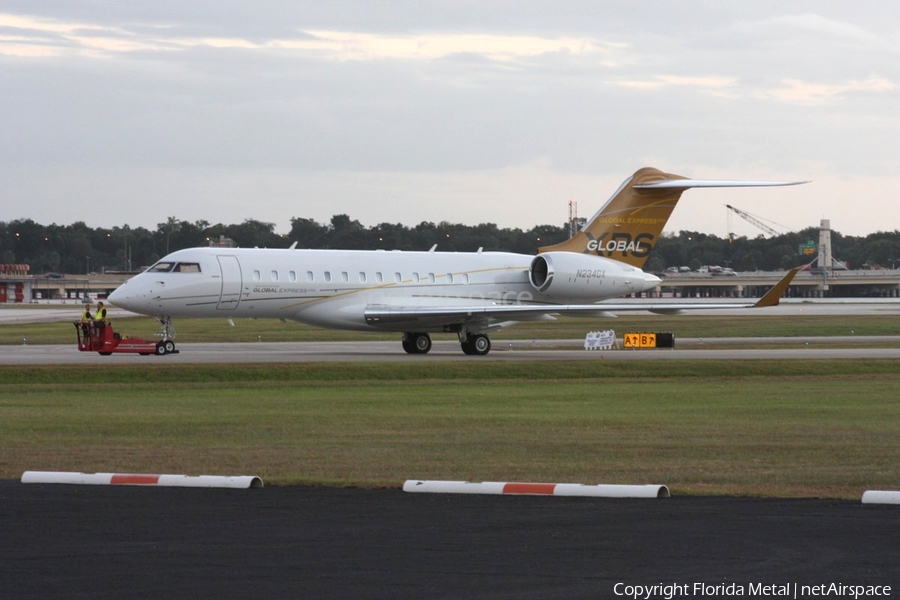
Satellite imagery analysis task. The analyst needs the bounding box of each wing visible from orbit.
[364,269,799,332]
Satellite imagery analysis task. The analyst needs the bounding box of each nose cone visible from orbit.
[642,272,662,291]
[106,284,125,307]
[107,281,141,313]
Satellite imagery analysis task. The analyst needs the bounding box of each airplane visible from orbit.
[107,167,805,355]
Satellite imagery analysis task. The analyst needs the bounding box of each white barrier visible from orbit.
[861,490,900,505]
[21,471,263,489]
[584,330,616,351]
[403,480,669,498]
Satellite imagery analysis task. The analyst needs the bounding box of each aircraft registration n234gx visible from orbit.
[108,167,806,356]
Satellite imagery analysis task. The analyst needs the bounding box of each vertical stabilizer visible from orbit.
[538,167,807,269]
[538,167,688,268]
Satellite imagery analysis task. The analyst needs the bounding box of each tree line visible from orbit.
[1,215,898,275]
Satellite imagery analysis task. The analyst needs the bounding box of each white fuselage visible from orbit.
[108,246,659,332]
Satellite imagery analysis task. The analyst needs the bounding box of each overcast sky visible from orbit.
[2,1,898,241]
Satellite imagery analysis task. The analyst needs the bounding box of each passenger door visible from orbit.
[217,255,242,310]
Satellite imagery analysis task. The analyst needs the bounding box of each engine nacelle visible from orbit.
[529,252,657,301]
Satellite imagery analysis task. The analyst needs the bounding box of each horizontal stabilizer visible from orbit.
[635,179,809,190]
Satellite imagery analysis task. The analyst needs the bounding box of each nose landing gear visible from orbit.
[157,316,176,341]
[154,316,177,354]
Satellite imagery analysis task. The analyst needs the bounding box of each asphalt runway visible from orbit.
[2,481,898,600]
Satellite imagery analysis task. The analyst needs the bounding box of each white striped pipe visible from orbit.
[403,480,669,498]
[861,490,900,505]
[21,471,263,489]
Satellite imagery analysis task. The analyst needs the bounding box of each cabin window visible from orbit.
[174,262,201,273]
[428,273,435,283]
[324,271,332,283]
[394,272,401,283]
[341,271,349,283]
[289,271,297,282]
[271,270,278,282]
[148,262,175,273]
[306,271,314,282]
[413,272,420,283]
[446,273,454,284]
[253,270,261,282]
[375,272,383,283]
[359,272,367,283]
[462,273,469,284]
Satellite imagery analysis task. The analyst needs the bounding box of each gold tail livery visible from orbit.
[540,167,806,268]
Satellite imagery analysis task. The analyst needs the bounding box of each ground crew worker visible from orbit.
[79,304,94,345]
[94,301,108,323]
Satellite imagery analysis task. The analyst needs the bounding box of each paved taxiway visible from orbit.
[2,482,897,600]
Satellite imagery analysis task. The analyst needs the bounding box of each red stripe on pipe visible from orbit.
[502,482,557,495]
[110,474,161,485]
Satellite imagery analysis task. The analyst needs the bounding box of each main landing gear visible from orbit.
[400,332,492,356]
[401,332,432,354]
[460,333,491,356]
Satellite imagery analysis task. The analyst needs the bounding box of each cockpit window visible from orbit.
[174,262,201,273]
[147,262,201,273]
[148,262,175,273]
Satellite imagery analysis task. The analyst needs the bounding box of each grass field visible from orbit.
[2,360,899,498]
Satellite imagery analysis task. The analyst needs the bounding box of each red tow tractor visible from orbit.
[74,321,178,356]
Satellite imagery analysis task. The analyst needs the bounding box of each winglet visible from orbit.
[753,268,799,308]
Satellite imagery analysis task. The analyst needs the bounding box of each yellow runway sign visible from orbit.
[623,332,657,349]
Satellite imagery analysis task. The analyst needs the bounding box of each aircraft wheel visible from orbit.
[99,352,113,356]
[164,340,176,354]
[412,333,432,354]
[470,334,491,356]
[402,333,432,354]
[460,340,475,355]
[156,343,167,356]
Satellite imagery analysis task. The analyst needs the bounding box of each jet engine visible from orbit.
[528,252,656,301]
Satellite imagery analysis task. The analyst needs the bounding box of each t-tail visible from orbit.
[538,167,808,269]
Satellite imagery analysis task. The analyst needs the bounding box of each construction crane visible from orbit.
[726,204,786,239]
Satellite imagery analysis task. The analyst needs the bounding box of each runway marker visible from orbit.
[403,480,669,498]
[21,471,263,489]
[861,490,900,505]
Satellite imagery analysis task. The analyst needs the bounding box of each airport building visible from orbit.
[1,272,124,305]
